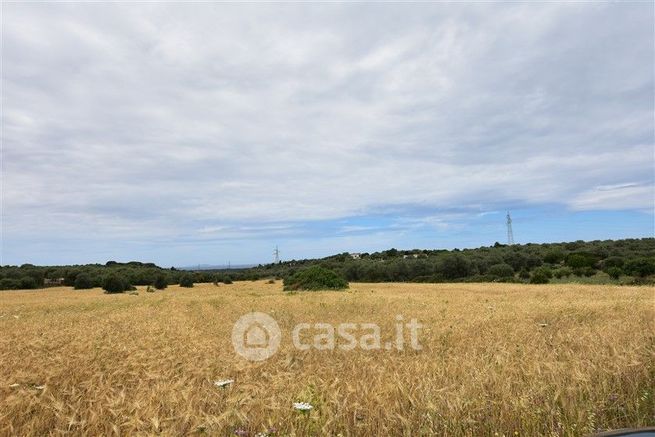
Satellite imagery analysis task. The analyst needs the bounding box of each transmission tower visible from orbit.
[273,245,280,264]
[506,211,514,245]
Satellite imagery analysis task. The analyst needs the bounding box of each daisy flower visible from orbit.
[214,379,234,388]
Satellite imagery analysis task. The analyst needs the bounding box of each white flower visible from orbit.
[293,402,313,411]
[214,379,234,388]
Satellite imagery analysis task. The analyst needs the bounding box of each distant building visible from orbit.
[44,278,64,286]
[403,254,419,259]
[350,253,361,260]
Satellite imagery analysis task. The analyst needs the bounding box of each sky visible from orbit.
[1,3,654,267]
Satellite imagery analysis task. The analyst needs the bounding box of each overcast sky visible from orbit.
[2,3,653,266]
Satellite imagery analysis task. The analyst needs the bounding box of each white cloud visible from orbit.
[1,3,653,261]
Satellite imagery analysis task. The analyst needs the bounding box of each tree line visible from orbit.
[0,261,232,292]
[218,238,655,285]
[1,238,653,291]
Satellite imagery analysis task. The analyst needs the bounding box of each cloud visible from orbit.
[570,183,654,211]
[1,3,653,263]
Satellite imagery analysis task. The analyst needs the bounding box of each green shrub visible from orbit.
[603,256,625,269]
[629,277,655,286]
[534,266,553,279]
[0,278,20,290]
[582,267,597,277]
[283,266,348,291]
[438,254,473,279]
[153,274,168,290]
[565,253,600,269]
[553,267,573,279]
[102,274,131,294]
[74,273,94,290]
[624,257,655,278]
[530,271,550,284]
[19,276,38,289]
[179,274,194,288]
[487,263,514,278]
[606,267,623,280]
[543,249,565,264]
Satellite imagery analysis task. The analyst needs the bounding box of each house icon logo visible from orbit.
[232,312,281,361]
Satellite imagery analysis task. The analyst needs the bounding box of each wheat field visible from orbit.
[0,281,653,436]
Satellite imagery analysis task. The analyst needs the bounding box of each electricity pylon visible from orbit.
[506,212,514,245]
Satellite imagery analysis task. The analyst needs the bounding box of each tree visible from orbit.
[179,274,194,288]
[504,252,527,272]
[19,276,38,289]
[153,274,168,290]
[283,266,348,291]
[439,254,472,280]
[603,256,625,269]
[103,274,129,294]
[74,273,94,290]
[544,249,565,264]
[565,253,599,269]
[487,263,514,278]
[624,258,655,278]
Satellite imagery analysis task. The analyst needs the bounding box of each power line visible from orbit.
[273,245,280,264]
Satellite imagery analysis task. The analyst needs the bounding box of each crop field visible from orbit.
[0,281,653,436]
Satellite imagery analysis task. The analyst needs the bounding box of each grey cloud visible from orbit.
[2,3,653,245]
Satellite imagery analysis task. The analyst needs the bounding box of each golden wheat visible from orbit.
[0,281,653,436]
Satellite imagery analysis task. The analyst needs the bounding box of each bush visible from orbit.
[629,277,655,286]
[553,267,573,279]
[606,267,623,280]
[534,266,553,279]
[530,271,550,284]
[179,274,194,288]
[74,273,94,290]
[624,257,655,278]
[582,267,597,277]
[153,274,168,290]
[283,266,348,291]
[0,278,20,290]
[518,269,531,280]
[438,254,473,280]
[19,276,38,289]
[102,274,131,294]
[487,263,514,278]
[603,256,625,269]
[565,253,600,269]
[223,276,233,285]
[543,249,565,264]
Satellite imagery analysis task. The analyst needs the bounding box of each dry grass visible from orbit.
[0,281,653,436]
